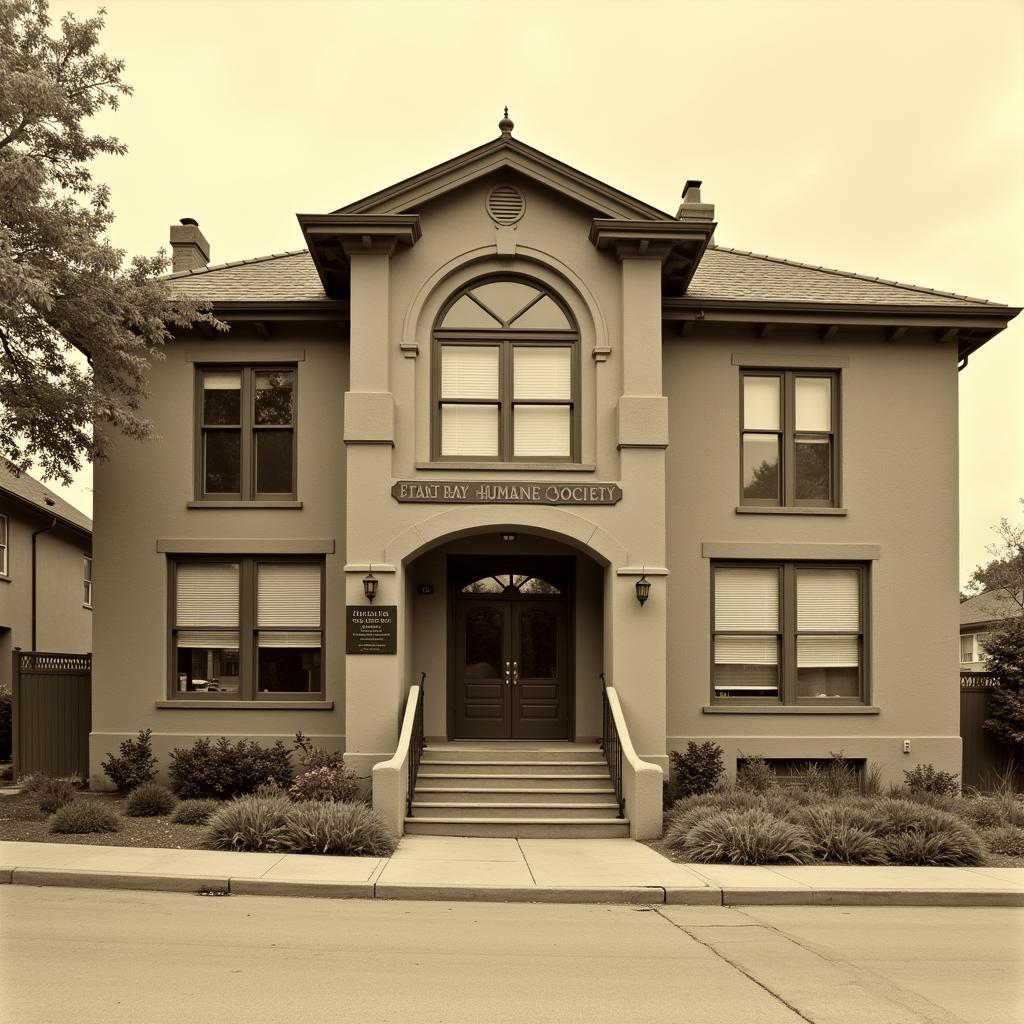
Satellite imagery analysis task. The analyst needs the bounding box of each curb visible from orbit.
[3,869,1023,907]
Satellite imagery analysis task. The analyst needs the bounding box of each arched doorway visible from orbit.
[448,555,572,740]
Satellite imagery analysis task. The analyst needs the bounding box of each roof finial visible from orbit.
[499,106,514,137]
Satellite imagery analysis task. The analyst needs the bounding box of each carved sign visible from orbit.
[391,481,622,505]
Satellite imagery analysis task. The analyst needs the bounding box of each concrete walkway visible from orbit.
[2,836,1023,905]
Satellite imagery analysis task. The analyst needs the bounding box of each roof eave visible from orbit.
[0,487,92,538]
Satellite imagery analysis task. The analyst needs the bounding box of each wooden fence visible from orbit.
[960,671,1022,790]
[12,651,92,780]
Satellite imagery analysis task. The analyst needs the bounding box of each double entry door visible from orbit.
[454,598,569,740]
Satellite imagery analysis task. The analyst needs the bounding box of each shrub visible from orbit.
[796,805,887,864]
[36,777,78,814]
[0,685,11,760]
[884,827,985,867]
[668,741,725,801]
[50,801,120,834]
[289,765,360,804]
[203,795,291,852]
[669,808,813,865]
[984,825,1024,857]
[736,755,777,793]
[169,737,294,799]
[124,782,177,817]
[277,801,397,856]
[983,618,1024,754]
[955,794,1024,831]
[903,763,960,797]
[170,799,221,826]
[292,731,344,772]
[101,729,157,794]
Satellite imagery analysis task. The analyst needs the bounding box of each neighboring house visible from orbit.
[0,460,93,691]
[89,116,1019,837]
[960,590,1021,670]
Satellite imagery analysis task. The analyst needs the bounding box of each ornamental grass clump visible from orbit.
[288,765,361,804]
[276,801,397,857]
[170,799,222,826]
[956,794,1024,831]
[50,801,121,834]
[124,782,177,817]
[203,795,291,852]
[796,805,887,864]
[736,756,777,794]
[984,825,1024,857]
[35,776,78,814]
[669,808,814,865]
[869,798,985,866]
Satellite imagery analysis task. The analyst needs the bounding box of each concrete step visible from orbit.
[421,747,605,763]
[403,817,632,839]
[416,760,607,776]
[413,786,617,805]
[415,773,614,790]
[409,801,623,819]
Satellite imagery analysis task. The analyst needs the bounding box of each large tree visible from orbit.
[964,500,1024,614]
[0,0,222,484]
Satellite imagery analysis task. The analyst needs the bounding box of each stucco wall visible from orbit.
[663,325,962,783]
[89,323,348,787]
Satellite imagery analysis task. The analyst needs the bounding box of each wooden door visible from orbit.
[454,600,511,739]
[511,601,568,740]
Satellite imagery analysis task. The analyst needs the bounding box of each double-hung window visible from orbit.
[197,366,296,500]
[83,555,92,607]
[0,514,7,576]
[712,562,867,704]
[741,370,839,507]
[434,279,578,461]
[170,557,323,700]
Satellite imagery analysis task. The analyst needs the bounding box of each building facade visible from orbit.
[0,461,93,691]
[89,119,1018,834]
[960,590,1021,670]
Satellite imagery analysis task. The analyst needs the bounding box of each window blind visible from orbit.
[714,636,779,665]
[795,377,832,431]
[440,405,499,456]
[797,635,859,667]
[257,630,322,649]
[743,376,780,430]
[257,563,321,627]
[797,569,859,630]
[714,568,779,630]
[176,629,239,649]
[514,347,571,399]
[176,563,239,627]
[440,345,499,399]
[513,405,570,457]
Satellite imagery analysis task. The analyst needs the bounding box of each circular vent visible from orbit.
[487,185,525,225]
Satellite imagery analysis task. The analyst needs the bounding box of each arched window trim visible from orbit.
[431,276,581,464]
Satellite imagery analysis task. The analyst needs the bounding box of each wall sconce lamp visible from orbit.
[362,565,378,603]
[635,569,651,608]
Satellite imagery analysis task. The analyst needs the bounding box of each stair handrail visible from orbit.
[598,672,664,839]
[371,673,426,837]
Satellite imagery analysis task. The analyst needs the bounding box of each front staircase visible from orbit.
[405,741,630,838]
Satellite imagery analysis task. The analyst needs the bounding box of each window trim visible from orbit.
[431,277,581,464]
[167,555,325,702]
[710,560,869,707]
[194,365,298,503]
[739,369,841,508]
[83,554,92,608]
[0,513,8,578]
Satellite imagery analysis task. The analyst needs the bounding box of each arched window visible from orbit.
[433,278,578,461]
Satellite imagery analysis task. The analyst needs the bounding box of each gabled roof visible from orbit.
[961,590,1022,628]
[0,460,92,536]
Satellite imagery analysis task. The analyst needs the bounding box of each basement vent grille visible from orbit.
[487,185,525,225]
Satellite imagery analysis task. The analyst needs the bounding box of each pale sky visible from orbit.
[42,0,1024,586]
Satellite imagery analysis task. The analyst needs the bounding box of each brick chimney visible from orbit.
[676,180,715,225]
[169,217,210,272]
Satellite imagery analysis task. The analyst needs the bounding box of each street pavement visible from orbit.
[1,886,1022,1024]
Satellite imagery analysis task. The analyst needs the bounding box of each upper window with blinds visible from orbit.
[433,279,578,462]
[711,561,866,705]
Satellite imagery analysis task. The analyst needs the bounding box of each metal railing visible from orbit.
[406,672,426,817]
[599,673,625,818]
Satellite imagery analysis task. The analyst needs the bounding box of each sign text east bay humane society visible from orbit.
[391,481,622,505]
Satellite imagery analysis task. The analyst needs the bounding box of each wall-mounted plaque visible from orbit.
[346,605,397,655]
[391,481,622,505]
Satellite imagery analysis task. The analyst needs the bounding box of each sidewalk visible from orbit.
[2,836,1023,906]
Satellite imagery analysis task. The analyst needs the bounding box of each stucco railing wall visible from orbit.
[604,684,663,839]
[371,682,422,838]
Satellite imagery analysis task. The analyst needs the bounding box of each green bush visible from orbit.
[796,805,887,864]
[50,800,121,834]
[124,782,177,817]
[35,777,79,814]
[101,729,158,794]
[668,808,814,865]
[170,799,221,825]
[736,755,777,794]
[984,825,1024,857]
[277,801,397,856]
[203,794,291,851]
[292,732,345,772]
[288,765,360,804]
[903,763,960,797]
[169,737,294,799]
[668,741,725,802]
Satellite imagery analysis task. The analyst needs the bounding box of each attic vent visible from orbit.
[487,185,525,225]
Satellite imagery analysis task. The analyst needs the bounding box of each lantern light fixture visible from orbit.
[635,569,651,608]
[363,565,378,603]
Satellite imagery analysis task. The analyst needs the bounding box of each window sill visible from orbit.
[187,501,303,509]
[703,705,880,715]
[415,462,596,473]
[0,574,9,584]
[83,604,92,611]
[156,700,334,710]
[735,506,847,516]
